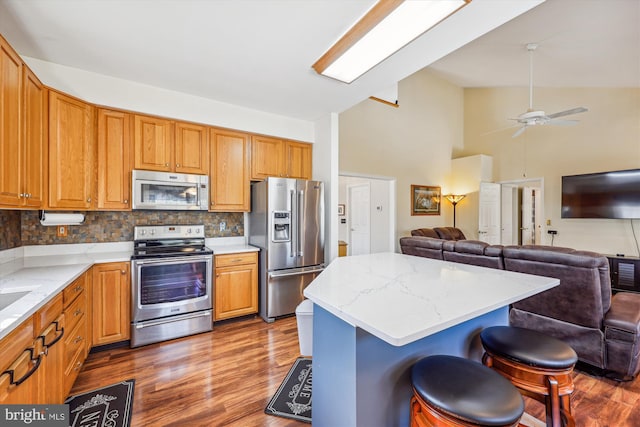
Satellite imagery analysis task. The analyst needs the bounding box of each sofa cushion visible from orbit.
[399,237,444,260]
[503,245,611,329]
[411,228,439,238]
[442,240,504,269]
[434,227,466,240]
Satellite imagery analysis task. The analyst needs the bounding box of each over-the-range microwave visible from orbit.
[132,169,209,210]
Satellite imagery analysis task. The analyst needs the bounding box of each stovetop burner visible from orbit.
[132,225,212,259]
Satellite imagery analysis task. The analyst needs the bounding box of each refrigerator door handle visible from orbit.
[269,268,324,279]
[290,189,296,258]
[298,189,304,257]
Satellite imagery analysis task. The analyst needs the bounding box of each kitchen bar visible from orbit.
[303,252,559,427]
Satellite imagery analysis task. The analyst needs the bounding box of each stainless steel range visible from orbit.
[130,224,213,348]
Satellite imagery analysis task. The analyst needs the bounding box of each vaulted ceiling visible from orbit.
[0,0,637,123]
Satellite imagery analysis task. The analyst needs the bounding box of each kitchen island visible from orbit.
[303,252,559,427]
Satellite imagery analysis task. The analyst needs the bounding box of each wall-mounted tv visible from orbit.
[561,169,640,219]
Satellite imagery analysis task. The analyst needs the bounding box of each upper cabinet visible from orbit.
[0,36,45,209]
[209,128,250,212]
[97,109,132,210]
[134,115,208,175]
[250,136,312,181]
[48,90,95,210]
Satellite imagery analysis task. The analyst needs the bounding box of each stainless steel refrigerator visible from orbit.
[249,177,325,322]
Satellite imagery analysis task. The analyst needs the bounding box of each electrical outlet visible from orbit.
[56,225,67,237]
[219,222,226,232]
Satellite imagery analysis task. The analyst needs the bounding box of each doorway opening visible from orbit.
[338,173,396,256]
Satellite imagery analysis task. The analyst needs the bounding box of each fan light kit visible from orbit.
[510,43,588,138]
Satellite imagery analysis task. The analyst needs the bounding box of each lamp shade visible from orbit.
[444,194,466,205]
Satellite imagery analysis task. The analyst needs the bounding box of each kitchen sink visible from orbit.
[0,291,31,311]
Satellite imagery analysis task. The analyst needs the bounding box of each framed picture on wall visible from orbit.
[411,185,441,216]
[338,204,345,216]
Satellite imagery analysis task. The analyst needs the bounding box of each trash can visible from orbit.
[296,299,314,356]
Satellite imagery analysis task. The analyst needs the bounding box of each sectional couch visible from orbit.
[399,233,640,380]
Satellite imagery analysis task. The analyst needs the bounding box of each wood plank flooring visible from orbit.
[71,316,640,427]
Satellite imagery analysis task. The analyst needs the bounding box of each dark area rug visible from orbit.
[65,379,135,427]
[265,357,312,423]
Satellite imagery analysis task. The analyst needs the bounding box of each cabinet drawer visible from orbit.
[64,290,86,335]
[215,252,257,268]
[35,293,63,335]
[63,329,86,395]
[63,274,86,307]
[64,317,86,369]
[0,319,34,373]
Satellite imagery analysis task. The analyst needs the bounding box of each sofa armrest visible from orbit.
[604,292,640,337]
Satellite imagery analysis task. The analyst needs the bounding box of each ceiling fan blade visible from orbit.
[546,107,588,119]
[548,119,579,126]
[481,124,521,136]
[512,125,527,138]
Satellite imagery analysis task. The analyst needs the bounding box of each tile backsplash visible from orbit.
[6,210,244,247]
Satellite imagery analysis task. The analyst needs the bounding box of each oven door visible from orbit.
[131,255,213,322]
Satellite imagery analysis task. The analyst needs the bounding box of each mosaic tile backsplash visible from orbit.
[13,210,244,246]
[0,210,22,250]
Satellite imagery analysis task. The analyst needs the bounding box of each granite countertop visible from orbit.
[0,238,258,340]
[303,252,559,347]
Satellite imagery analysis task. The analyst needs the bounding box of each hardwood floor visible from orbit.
[72,316,640,427]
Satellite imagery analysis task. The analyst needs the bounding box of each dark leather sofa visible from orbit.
[411,227,466,240]
[399,236,640,380]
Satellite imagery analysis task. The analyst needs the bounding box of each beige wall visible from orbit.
[339,69,464,240]
[463,87,640,254]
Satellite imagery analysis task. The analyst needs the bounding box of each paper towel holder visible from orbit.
[39,210,85,226]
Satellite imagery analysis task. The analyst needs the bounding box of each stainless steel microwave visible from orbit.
[132,170,209,210]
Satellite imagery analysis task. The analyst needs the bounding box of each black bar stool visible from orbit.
[480,326,578,427]
[410,355,525,427]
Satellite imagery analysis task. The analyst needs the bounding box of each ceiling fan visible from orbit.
[510,43,588,138]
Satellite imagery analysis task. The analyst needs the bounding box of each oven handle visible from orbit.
[134,310,212,329]
[132,255,213,266]
[269,268,324,279]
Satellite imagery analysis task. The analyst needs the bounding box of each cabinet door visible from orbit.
[286,141,312,180]
[134,114,173,172]
[22,67,46,208]
[250,136,284,180]
[210,128,250,211]
[48,91,94,209]
[214,253,258,321]
[175,121,209,174]
[92,262,131,346]
[0,37,23,206]
[97,109,132,210]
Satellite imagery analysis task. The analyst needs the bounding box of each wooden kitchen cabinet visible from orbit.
[250,136,312,180]
[97,108,132,210]
[0,35,24,207]
[134,114,208,174]
[0,318,36,403]
[209,128,250,211]
[214,252,258,321]
[0,50,46,209]
[48,90,95,209]
[92,262,131,346]
[34,293,64,404]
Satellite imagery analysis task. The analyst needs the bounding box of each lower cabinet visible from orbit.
[62,272,89,397]
[214,252,258,321]
[92,262,131,346]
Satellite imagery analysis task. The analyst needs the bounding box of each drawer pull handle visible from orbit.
[74,335,83,344]
[74,286,83,292]
[74,309,82,316]
[74,362,82,372]
[2,348,42,386]
[38,325,65,352]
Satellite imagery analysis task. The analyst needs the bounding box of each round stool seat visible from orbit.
[480,326,578,370]
[411,355,524,426]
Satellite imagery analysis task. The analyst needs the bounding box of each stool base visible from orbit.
[410,394,523,427]
[483,352,576,427]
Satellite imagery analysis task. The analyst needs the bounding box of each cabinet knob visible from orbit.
[211,201,215,205]
[87,197,91,202]
[124,199,129,204]
[19,193,25,198]
[176,163,180,168]
[165,163,170,167]
[121,270,126,274]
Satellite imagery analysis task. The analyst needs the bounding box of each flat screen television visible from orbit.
[561,168,640,219]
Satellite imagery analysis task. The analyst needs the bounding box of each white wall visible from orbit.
[24,57,314,142]
[463,87,640,255]
[339,69,464,239]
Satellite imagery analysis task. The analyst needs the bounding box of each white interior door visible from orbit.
[500,185,518,245]
[478,182,501,244]
[521,187,536,245]
[348,183,371,256]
